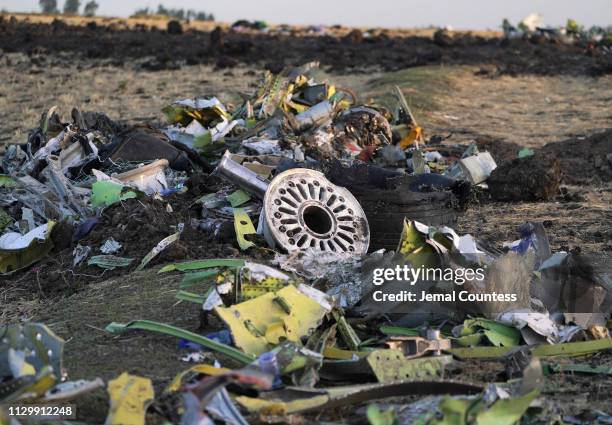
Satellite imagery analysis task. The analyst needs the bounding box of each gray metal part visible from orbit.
[263,168,369,255]
[294,100,333,130]
[216,151,270,199]
[215,151,370,254]
[0,323,65,380]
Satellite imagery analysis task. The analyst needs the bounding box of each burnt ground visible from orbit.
[0,14,611,424]
[0,13,611,76]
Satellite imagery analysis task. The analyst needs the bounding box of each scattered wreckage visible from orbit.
[1,63,610,424]
[502,15,612,45]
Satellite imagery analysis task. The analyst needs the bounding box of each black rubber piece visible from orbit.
[326,161,458,251]
[350,186,457,252]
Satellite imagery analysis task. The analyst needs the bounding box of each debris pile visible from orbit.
[0,62,497,274]
[1,63,611,424]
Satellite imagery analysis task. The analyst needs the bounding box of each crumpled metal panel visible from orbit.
[215,284,331,356]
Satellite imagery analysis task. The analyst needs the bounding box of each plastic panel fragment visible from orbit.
[233,208,257,250]
[0,221,56,274]
[215,285,332,356]
[105,372,154,425]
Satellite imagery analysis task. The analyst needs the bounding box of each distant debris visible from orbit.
[231,19,268,32]
[502,14,612,45]
[167,20,183,35]
[518,13,542,33]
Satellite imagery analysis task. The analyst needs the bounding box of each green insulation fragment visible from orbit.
[450,338,612,359]
[87,255,133,270]
[460,319,520,347]
[105,320,254,364]
[475,390,538,425]
[158,258,245,273]
[180,269,219,289]
[91,181,136,208]
[175,290,208,304]
[227,190,251,207]
[379,326,420,337]
[0,175,18,188]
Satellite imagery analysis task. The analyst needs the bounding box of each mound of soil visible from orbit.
[540,130,612,185]
[473,130,611,193]
[488,155,562,201]
[475,137,523,164]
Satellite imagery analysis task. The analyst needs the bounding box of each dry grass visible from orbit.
[434,73,612,148]
[346,65,460,113]
[0,57,259,150]
[457,185,612,253]
[335,66,612,148]
[2,58,609,150]
[13,267,201,421]
[2,12,219,32]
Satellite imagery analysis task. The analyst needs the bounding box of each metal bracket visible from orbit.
[386,329,451,359]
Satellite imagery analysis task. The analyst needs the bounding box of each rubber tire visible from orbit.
[349,187,457,252]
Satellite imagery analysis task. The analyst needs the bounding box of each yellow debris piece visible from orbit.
[397,219,440,269]
[322,346,366,360]
[233,208,257,250]
[105,372,154,425]
[165,364,231,393]
[6,366,57,402]
[0,221,56,274]
[399,125,424,150]
[236,394,330,415]
[215,285,330,356]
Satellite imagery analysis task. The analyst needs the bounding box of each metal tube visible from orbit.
[215,151,270,199]
[294,100,333,130]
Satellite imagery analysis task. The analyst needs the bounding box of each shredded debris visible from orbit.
[0,15,611,424]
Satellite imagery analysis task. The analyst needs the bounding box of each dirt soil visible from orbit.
[0,15,611,424]
[1,13,611,76]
